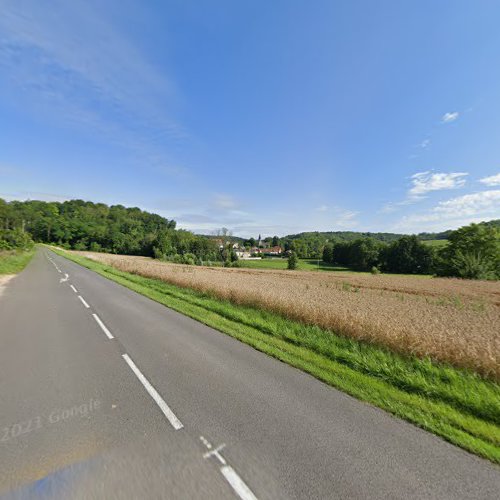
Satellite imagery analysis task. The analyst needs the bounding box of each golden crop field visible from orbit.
[76,251,500,379]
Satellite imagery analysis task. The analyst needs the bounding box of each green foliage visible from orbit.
[0,229,34,251]
[56,249,500,464]
[448,251,498,280]
[323,238,384,272]
[0,250,35,274]
[347,238,382,271]
[381,235,435,274]
[287,251,298,270]
[322,243,333,263]
[436,223,500,279]
[0,198,218,262]
[371,266,380,275]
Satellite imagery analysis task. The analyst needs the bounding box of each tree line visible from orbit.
[0,199,221,263]
[1,198,498,279]
[321,223,499,279]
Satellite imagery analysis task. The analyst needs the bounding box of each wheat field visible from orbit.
[76,251,500,379]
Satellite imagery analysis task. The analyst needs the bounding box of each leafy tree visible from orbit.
[436,223,500,279]
[322,243,333,263]
[0,228,34,250]
[287,251,298,270]
[331,241,351,265]
[271,235,280,246]
[381,236,434,274]
[0,198,217,262]
[347,238,382,271]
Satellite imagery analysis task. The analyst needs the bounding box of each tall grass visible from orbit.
[0,250,34,274]
[73,251,500,379]
[52,248,500,463]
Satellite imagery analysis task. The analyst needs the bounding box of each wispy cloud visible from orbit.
[441,111,459,123]
[316,204,328,212]
[420,139,431,149]
[479,173,500,187]
[408,171,468,199]
[395,190,500,232]
[380,171,468,214]
[0,0,186,176]
[212,194,239,210]
[334,209,359,228]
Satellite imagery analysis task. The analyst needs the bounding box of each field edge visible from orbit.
[49,247,500,465]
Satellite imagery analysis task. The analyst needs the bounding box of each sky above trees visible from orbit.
[1,0,499,237]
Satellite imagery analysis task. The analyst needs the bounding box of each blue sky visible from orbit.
[1,0,500,237]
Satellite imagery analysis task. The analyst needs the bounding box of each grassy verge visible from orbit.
[0,249,35,274]
[52,247,500,464]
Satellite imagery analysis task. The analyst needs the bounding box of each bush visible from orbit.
[287,251,298,270]
[153,246,165,260]
[436,223,499,279]
[448,251,497,280]
[371,266,380,275]
[89,241,102,252]
[0,229,34,250]
[73,240,88,251]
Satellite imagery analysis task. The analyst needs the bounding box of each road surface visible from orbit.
[0,249,498,499]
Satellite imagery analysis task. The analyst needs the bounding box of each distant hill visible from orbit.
[284,231,404,243]
[202,219,500,244]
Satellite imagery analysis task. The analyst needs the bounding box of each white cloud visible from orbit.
[395,190,500,232]
[479,173,500,187]
[333,209,359,228]
[380,171,469,215]
[409,171,468,198]
[420,139,431,149]
[212,194,239,210]
[316,204,328,212]
[0,0,185,176]
[441,111,459,123]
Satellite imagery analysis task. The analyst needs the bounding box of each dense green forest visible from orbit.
[0,198,220,263]
[1,198,498,278]
[320,224,499,278]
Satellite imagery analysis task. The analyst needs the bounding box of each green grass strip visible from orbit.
[0,249,35,274]
[51,248,500,464]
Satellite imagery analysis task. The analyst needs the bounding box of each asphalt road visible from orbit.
[0,249,498,499]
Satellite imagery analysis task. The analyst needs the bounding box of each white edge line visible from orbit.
[220,465,258,500]
[78,295,90,308]
[70,285,78,293]
[92,313,114,340]
[121,354,183,430]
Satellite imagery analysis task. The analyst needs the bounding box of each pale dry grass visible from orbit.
[0,275,15,298]
[76,251,500,379]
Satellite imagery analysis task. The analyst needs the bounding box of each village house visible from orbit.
[251,246,282,256]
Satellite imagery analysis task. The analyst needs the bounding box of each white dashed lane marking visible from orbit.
[200,436,258,500]
[46,250,259,499]
[78,295,90,308]
[122,354,183,430]
[92,313,114,340]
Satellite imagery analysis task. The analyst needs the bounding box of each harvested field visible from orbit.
[75,251,500,379]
